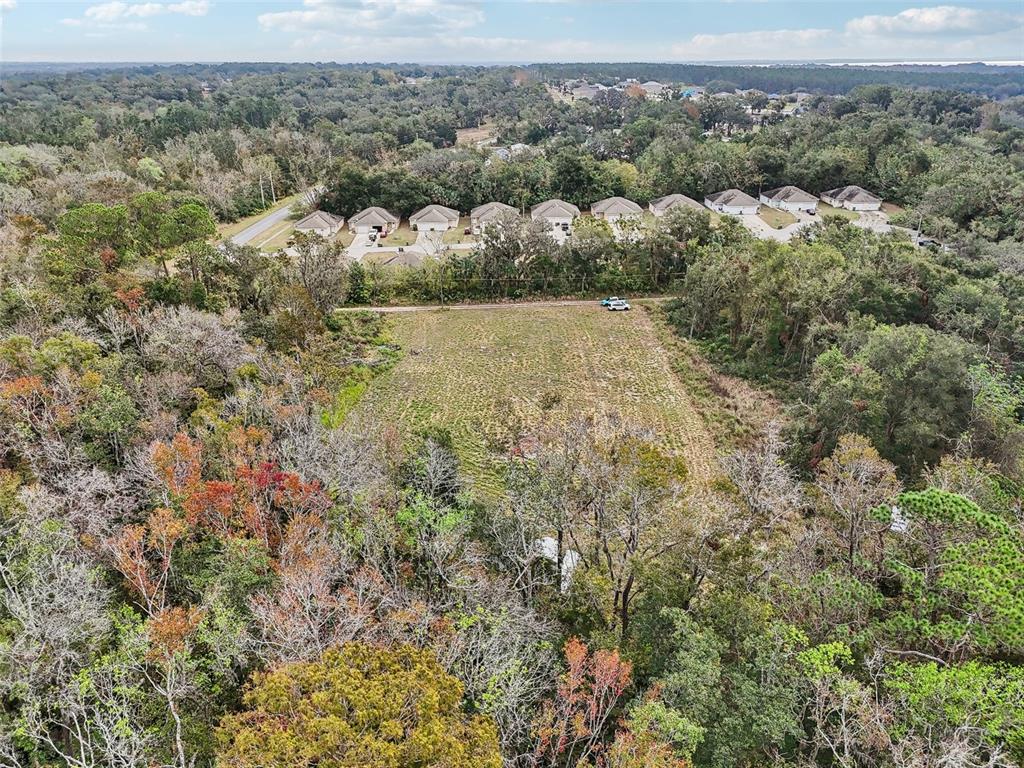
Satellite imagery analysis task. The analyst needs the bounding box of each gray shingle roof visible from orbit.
[470,201,518,221]
[761,185,818,204]
[531,199,581,219]
[822,185,882,204]
[294,210,344,230]
[706,189,759,207]
[591,196,642,216]
[649,193,703,213]
[349,206,399,226]
[410,204,460,225]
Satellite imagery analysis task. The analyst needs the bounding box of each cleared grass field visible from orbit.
[455,122,497,146]
[349,304,719,493]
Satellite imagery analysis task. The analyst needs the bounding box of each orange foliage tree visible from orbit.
[534,637,633,767]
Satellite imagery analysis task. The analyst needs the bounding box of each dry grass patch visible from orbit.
[349,303,720,494]
[456,122,496,146]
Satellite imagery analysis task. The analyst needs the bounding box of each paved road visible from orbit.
[230,201,295,245]
[341,297,669,314]
[229,187,323,246]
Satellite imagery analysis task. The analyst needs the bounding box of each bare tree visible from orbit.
[0,487,112,698]
[142,306,248,391]
[723,421,806,537]
[815,433,901,571]
[250,514,366,664]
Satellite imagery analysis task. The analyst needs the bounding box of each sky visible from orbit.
[1,0,1023,65]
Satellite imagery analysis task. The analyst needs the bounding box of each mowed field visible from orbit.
[350,304,718,492]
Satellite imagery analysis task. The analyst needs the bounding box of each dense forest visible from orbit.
[527,61,1024,97]
[1,61,1023,768]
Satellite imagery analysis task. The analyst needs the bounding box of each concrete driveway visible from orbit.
[415,230,446,256]
[852,210,893,234]
[346,232,379,261]
[738,213,807,242]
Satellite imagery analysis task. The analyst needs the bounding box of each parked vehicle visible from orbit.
[606,299,631,311]
[601,296,621,306]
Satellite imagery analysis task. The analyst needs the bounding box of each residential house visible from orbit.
[348,206,399,235]
[470,201,518,234]
[531,199,580,236]
[759,185,818,213]
[640,81,670,100]
[410,204,460,232]
[821,185,883,211]
[591,196,642,224]
[704,189,760,215]
[363,250,425,269]
[293,210,344,237]
[649,193,704,217]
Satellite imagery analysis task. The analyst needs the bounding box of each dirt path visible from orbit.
[342,298,671,314]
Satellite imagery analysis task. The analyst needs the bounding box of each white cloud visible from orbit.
[673,28,831,59]
[258,0,483,35]
[167,0,209,16]
[62,0,208,28]
[670,5,1023,62]
[846,5,1020,37]
[0,0,16,11]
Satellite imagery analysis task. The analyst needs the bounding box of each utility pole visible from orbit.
[269,172,277,204]
[439,258,446,309]
[258,175,266,208]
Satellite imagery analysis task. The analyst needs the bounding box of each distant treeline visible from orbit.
[4,60,1022,98]
[525,62,1024,97]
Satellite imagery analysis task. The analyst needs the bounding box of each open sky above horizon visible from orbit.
[2,1,1023,65]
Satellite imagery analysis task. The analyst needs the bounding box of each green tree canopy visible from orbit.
[215,643,502,768]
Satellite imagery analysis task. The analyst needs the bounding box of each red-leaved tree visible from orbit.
[534,637,632,767]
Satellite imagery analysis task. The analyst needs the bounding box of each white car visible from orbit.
[606,299,631,311]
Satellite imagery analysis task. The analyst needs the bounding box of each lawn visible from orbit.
[216,193,301,239]
[257,223,356,252]
[348,304,719,494]
[442,218,476,244]
[255,222,295,252]
[379,224,418,247]
[818,203,860,221]
[758,207,798,229]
